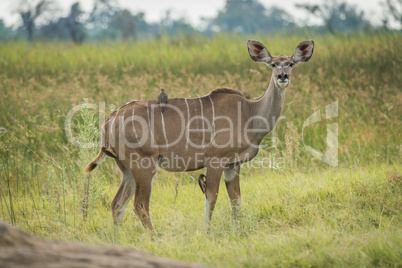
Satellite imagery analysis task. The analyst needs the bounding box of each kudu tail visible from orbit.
[84,118,118,174]
[84,150,106,174]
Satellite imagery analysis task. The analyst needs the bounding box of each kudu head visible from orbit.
[247,40,314,89]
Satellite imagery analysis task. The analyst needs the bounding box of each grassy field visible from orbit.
[0,32,401,267]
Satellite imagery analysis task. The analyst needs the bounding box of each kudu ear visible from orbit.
[292,40,314,63]
[247,40,272,63]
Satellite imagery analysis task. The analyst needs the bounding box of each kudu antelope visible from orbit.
[84,39,314,232]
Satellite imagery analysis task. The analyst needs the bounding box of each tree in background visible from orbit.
[110,9,137,39]
[16,0,56,41]
[0,20,11,41]
[109,10,149,40]
[39,2,85,43]
[65,2,86,44]
[87,0,119,30]
[160,10,198,37]
[2,0,398,42]
[206,0,294,34]
[264,7,295,31]
[212,0,266,33]
[382,0,402,29]
[296,0,368,34]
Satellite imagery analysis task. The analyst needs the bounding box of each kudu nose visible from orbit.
[278,73,288,81]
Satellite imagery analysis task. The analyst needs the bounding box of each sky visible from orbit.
[0,0,387,29]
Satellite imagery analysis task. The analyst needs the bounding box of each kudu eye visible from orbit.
[270,64,276,68]
[289,62,295,67]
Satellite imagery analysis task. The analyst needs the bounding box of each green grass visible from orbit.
[0,32,401,267]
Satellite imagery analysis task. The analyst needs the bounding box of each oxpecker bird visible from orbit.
[158,88,168,113]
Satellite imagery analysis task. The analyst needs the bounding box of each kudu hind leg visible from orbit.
[132,164,157,231]
[111,159,135,225]
[224,165,241,219]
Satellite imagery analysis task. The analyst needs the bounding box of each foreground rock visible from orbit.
[0,222,209,268]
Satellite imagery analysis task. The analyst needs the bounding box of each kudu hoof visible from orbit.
[198,174,206,195]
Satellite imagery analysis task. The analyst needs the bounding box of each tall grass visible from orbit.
[0,32,401,267]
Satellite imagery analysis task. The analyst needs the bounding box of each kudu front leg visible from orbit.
[224,164,241,219]
[204,166,224,228]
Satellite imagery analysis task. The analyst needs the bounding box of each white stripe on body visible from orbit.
[110,107,121,145]
[161,112,168,147]
[193,99,199,147]
[147,106,155,145]
[184,99,190,150]
[131,103,138,140]
[199,98,205,146]
[208,95,215,143]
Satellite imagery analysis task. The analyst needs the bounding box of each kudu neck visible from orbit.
[255,74,286,131]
